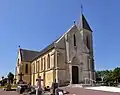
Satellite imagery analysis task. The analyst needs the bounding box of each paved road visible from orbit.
[61,87,120,95]
[0,87,119,95]
[0,89,19,95]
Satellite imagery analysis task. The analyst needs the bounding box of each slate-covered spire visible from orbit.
[78,14,93,32]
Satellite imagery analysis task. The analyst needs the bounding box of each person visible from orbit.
[27,82,31,92]
[51,79,58,95]
[36,76,44,95]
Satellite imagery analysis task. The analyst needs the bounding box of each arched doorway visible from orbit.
[71,57,79,84]
[72,66,79,84]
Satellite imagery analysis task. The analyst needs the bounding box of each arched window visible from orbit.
[47,54,50,69]
[44,57,46,70]
[32,63,34,74]
[36,61,38,72]
[73,34,76,46]
[37,61,39,72]
[17,59,19,66]
[86,35,90,49]
[25,64,28,74]
[41,58,43,71]
[33,63,35,73]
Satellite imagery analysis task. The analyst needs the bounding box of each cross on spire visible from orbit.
[81,4,83,14]
[77,5,93,32]
[74,20,76,24]
[18,45,20,49]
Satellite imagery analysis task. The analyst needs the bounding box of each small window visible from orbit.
[51,54,54,68]
[44,57,46,70]
[73,34,76,46]
[18,59,19,66]
[33,63,35,73]
[47,54,50,69]
[37,61,39,72]
[25,64,28,74]
[41,58,43,71]
[86,36,90,49]
[32,63,34,74]
[35,61,38,73]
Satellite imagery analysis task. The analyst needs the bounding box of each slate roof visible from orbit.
[20,49,40,62]
[19,38,60,62]
[78,14,92,32]
[30,42,55,61]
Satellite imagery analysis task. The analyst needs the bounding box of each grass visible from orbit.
[11,84,17,88]
[0,86,5,88]
[0,84,18,89]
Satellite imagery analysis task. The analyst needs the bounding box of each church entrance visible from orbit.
[72,66,79,84]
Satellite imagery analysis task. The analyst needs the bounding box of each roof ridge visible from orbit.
[20,48,40,53]
[55,24,77,43]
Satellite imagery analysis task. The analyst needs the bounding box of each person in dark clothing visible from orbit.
[51,79,58,95]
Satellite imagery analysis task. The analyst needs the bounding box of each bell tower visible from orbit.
[79,14,93,54]
[77,13,95,81]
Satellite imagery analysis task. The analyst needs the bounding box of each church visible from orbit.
[15,14,95,88]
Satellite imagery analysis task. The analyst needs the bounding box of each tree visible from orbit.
[7,72,14,84]
[103,70,114,86]
[2,76,4,80]
[96,70,114,86]
[113,67,120,83]
[1,76,4,86]
[96,67,120,86]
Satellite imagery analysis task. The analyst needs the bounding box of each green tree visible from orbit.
[2,76,4,80]
[113,67,120,83]
[96,68,120,86]
[7,72,14,84]
[103,70,114,86]
[96,70,114,86]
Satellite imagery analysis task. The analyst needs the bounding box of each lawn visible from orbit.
[0,84,17,89]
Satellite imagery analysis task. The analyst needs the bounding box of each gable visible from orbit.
[55,24,77,47]
[19,49,40,62]
[16,49,22,66]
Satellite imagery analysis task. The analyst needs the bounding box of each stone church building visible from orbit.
[15,14,95,88]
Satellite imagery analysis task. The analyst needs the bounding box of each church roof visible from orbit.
[31,42,55,61]
[78,14,92,32]
[20,49,40,62]
[19,38,60,62]
[31,24,77,62]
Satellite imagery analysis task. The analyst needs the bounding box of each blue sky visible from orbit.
[0,0,119,77]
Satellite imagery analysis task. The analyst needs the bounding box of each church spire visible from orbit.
[77,6,92,32]
[81,14,92,32]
